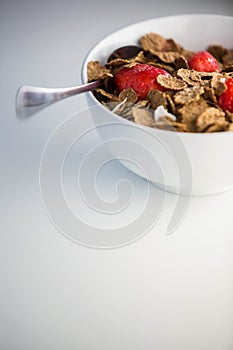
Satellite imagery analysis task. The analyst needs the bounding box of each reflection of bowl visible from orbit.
[82,14,233,196]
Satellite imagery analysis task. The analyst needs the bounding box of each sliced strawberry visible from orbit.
[188,51,219,72]
[114,63,171,100]
[218,78,233,113]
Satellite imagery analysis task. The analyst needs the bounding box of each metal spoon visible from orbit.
[16,45,142,119]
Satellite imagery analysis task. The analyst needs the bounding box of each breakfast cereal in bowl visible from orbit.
[82,15,233,196]
[87,31,233,133]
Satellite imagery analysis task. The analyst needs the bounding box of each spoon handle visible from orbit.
[16,80,101,119]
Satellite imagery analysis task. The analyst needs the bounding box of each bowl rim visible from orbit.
[81,13,233,137]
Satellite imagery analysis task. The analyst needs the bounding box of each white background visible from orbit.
[1,0,233,349]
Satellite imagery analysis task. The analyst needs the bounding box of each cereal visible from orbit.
[157,75,187,90]
[140,33,167,53]
[87,32,233,132]
[132,107,155,127]
[176,68,203,85]
[147,90,168,110]
[226,111,233,123]
[119,88,138,103]
[222,51,233,66]
[178,100,208,132]
[205,120,229,132]
[95,88,119,102]
[106,58,131,67]
[151,51,180,64]
[175,55,189,70]
[87,61,112,81]
[196,107,225,132]
[174,85,204,105]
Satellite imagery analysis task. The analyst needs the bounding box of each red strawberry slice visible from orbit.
[218,78,233,113]
[114,63,171,100]
[188,51,219,72]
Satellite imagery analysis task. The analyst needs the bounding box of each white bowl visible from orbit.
[81,14,233,196]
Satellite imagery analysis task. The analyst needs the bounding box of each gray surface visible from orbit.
[1,1,233,349]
